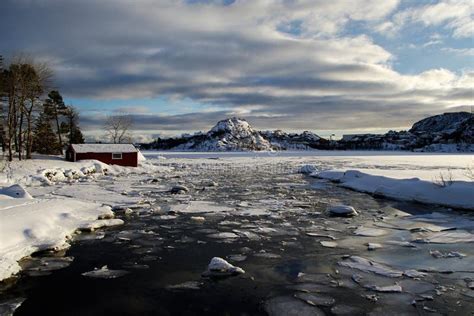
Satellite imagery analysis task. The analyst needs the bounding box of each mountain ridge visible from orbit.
[141,112,473,152]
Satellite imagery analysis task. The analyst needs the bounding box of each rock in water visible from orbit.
[202,257,245,277]
[82,265,129,279]
[328,205,358,217]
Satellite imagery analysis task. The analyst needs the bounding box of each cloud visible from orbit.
[389,0,473,38]
[0,0,472,138]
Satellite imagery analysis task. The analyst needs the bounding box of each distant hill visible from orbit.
[141,112,473,152]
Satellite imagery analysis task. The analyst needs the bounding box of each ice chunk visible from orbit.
[338,256,403,277]
[368,284,402,292]
[82,265,129,279]
[190,216,206,223]
[320,241,338,248]
[403,270,427,278]
[327,205,358,217]
[413,231,474,243]
[208,232,240,239]
[294,292,335,307]
[354,227,387,237]
[202,257,245,277]
[429,250,466,258]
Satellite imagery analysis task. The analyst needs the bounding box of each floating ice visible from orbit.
[190,216,206,223]
[354,227,387,237]
[320,241,338,248]
[294,292,335,307]
[338,256,403,277]
[207,232,240,239]
[368,284,402,292]
[327,205,358,217]
[429,250,466,258]
[82,265,129,279]
[413,231,474,244]
[202,257,245,277]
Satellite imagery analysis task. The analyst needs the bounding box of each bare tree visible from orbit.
[1,55,53,160]
[104,115,133,143]
[24,62,53,158]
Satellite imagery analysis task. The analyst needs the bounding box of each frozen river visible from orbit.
[1,152,473,315]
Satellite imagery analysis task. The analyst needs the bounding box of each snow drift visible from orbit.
[314,170,474,211]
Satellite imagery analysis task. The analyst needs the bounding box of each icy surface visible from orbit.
[1,151,473,314]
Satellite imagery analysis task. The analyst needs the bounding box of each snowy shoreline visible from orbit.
[312,169,474,211]
[0,155,171,282]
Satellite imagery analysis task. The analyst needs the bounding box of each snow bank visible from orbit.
[0,194,116,281]
[315,170,474,210]
[2,156,171,187]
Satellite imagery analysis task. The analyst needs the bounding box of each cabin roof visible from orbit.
[70,144,138,153]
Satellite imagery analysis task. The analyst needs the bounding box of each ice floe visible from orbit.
[202,257,245,277]
[82,265,129,279]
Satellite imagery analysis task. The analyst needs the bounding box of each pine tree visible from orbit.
[33,110,60,154]
[64,106,85,145]
[70,127,85,144]
[43,90,67,153]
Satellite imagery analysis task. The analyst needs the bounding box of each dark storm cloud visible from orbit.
[1,0,472,136]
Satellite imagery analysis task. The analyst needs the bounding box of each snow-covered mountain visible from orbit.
[339,112,473,152]
[410,112,472,134]
[260,130,329,150]
[142,112,473,152]
[174,117,273,151]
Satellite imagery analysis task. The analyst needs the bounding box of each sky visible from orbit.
[1,0,473,141]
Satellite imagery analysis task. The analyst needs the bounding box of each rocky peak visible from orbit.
[209,117,254,138]
[409,112,472,134]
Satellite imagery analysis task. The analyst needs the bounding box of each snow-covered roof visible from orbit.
[70,144,138,153]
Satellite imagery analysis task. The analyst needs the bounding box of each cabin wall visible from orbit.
[74,152,138,167]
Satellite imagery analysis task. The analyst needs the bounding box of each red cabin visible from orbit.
[66,144,139,167]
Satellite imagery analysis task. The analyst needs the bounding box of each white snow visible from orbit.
[204,257,245,276]
[0,195,116,281]
[0,155,172,282]
[315,170,474,210]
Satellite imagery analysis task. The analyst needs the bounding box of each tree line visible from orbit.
[0,55,84,161]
